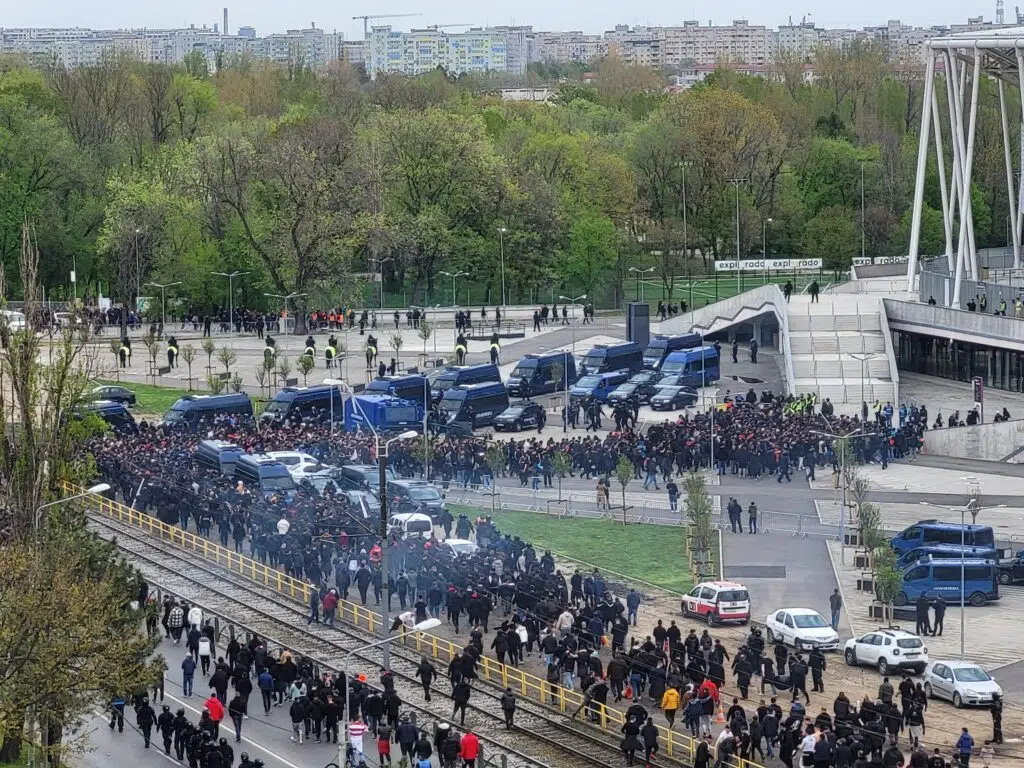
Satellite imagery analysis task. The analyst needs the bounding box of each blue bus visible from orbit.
[659,346,720,388]
[895,558,1000,606]
[891,521,995,556]
[643,333,702,370]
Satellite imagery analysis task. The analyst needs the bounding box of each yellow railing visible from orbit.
[74,483,763,768]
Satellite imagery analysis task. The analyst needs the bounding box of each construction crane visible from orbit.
[425,24,475,30]
[352,13,422,39]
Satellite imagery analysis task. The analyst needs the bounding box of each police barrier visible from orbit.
[69,483,766,768]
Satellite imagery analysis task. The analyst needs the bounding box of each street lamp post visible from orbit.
[369,257,395,310]
[144,282,181,332]
[628,267,655,302]
[35,483,111,538]
[212,271,251,334]
[849,352,882,412]
[762,218,773,284]
[497,227,508,309]
[340,618,441,767]
[439,271,468,307]
[559,294,586,357]
[728,179,748,294]
[921,497,1006,659]
[812,429,869,565]
[678,160,692,292]
[134,228,142,303]
[264,292,307,336]
[860,159,867,263]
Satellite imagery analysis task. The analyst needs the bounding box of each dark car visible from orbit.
[493,401,547,432]
[649,385,699,411]
[655,373,694,390]
[334,464,397,495]
[387,480,447,520]
[89,384,136,406]
[607,382,643,406]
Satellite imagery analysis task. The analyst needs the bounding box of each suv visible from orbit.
[843,628,929,675]
[387,480,447,520]
[681,581,751,626]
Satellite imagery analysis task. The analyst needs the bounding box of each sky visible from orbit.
[5,1,1005,39]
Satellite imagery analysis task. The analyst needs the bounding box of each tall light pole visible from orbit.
[439,270,468,307]
[849,352,882,411]
[921,496,1006,659]
[134,228,142,304]
[628,267,655,302]
[559,293,586,356]
[497,227,508,309]
[728,179,748,295]
[340,618,441,767]
[36,484,111,539]
[145,282,181,332]
[678,160,692,291]
[369,257,394,310]
[264,292,307,335]
[860,159,867,262]
[762,218,773,284]
[212,271,250,334]
[812,429,868,565]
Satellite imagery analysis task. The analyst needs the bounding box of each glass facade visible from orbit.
[892,330,1024,393]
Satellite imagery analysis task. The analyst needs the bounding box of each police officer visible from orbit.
[157,704,175,755]
[136,696,156,748]
[167,336,178,368]
[808,648,826,693]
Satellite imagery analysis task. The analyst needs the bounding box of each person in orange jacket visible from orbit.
[459,730,480,768]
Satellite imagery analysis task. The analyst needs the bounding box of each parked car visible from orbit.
[923,660,1002,708]
[843,628,929,675]
[680,580,751,625]
[493,401,547,432]
[387,480,447,520]
[439,538,479,559]
[765,608,840,651]
[649,385,699,411]
[88,384,137,406]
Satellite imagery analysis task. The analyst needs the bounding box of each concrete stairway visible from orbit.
[787,295,899,412]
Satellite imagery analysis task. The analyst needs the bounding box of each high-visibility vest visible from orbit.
[168,345,178,357]
[304,346,315,357]
[367,345,377,356]
[489,342,500,353]
[325,346,336,360]
[455,344,467,355]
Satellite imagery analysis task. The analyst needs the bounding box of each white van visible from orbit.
[388,512,433,539]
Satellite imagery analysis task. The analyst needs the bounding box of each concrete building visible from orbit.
[0,23,342,69]
[534,30,606,63]
[367,25,506,79]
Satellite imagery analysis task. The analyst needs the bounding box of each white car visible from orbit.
[0,310,26,331]
[440,538,479,558]
[265,451,325,477]
[765,608,840,651]
[924,660,1002,708]
[843,628,928,675]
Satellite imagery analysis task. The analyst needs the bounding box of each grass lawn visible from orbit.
[452,506,694,594]
[95,379,192,415]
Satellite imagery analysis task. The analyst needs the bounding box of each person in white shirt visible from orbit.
[187,606,203,631]
[800,731,818,767]
[555,610,575,637]
[197,636,213,675]
[276,517,290,536]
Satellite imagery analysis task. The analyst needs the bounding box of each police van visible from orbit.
[438,382,509,433]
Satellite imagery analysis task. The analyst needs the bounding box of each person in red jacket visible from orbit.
[204,694,224,725]
[460,730,480,768]
[323,589,339,626]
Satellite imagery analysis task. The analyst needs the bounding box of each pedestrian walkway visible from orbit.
[809,463,1024,496]
[816,500,1024,540]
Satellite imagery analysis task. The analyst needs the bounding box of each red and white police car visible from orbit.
[681,580,751,625]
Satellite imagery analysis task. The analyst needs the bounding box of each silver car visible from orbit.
[923,660,1002,708]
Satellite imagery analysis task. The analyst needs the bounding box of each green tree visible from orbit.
[550,451,571,504]
[683,472,716,580]
[559,212,618,297]
[801,205,858,270]
[484,443,507,515]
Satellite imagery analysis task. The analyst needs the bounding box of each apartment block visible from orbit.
[367,26,506,79]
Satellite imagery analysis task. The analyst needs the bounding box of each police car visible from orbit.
[681,580,751,625]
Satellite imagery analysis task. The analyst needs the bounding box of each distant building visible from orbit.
[367,26,507,79]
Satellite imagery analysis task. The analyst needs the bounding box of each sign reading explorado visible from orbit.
[852,256,910,266]
[713,258,822,272]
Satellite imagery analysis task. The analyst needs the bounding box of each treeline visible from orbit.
[0,48,1015,309]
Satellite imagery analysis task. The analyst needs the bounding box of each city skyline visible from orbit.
[4,1,1005,41]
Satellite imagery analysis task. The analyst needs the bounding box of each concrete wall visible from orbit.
[922,419,1024,463]
[883,299,1024,353]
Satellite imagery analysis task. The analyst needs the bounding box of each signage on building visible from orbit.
[714,258,822,272]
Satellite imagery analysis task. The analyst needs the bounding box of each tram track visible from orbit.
[90,512,669,768]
